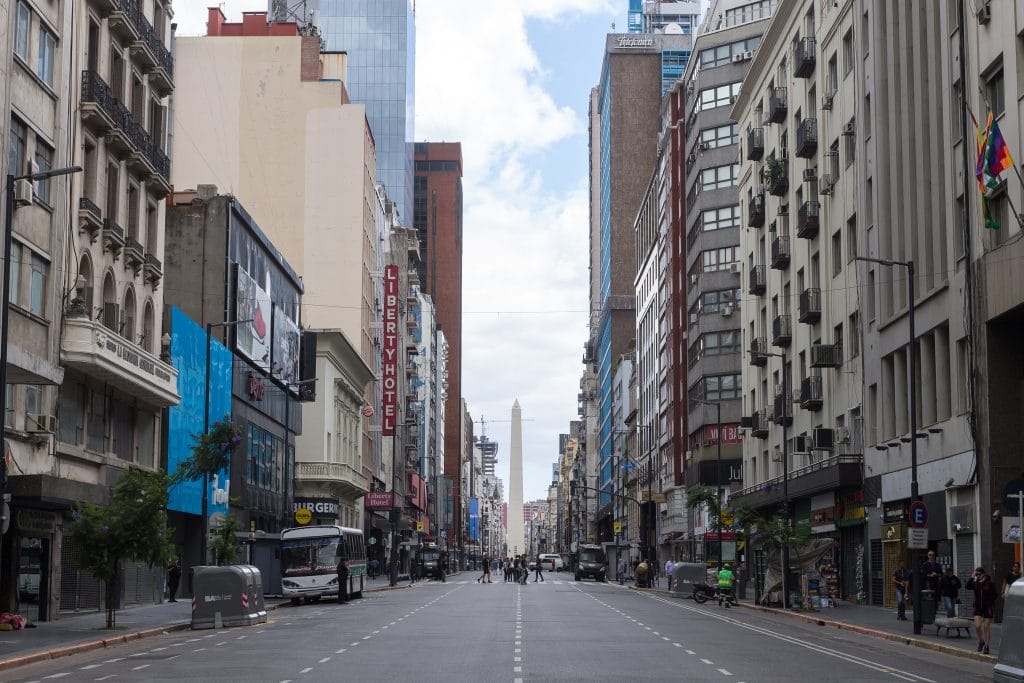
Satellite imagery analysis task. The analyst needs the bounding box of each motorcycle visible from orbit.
[692,582,736,607]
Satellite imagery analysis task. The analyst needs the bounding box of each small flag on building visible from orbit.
[975,112,1016,230]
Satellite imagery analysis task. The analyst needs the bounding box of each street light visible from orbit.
[202,319,253,565]
[856,256,922,635]
[753,347,792,609]
[692,398,724,574]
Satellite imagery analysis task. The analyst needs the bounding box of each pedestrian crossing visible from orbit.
[447,579,572,585]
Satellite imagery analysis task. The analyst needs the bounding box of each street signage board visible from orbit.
[908,527,929,549]
[908,501,928,528]
[613,521,622,534]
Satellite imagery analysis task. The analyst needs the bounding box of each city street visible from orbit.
[5,577,993,682]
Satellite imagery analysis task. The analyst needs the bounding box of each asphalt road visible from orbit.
[7,576,994,682]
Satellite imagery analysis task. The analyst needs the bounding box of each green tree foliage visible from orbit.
[209,513,243,566]
[172,417,243,483]
[686,485,722,527]
[67,468,174,628]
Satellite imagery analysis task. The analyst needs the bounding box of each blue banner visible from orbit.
[167,307,233,518]
[468,497,479,541]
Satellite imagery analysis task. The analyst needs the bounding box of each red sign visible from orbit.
[381,265,399,436]
[408,473,427,511]
[364,491,395,509]
[703,423,741,445]
[704,532,736,541]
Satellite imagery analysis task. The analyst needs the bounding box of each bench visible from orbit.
[933,616,973,638]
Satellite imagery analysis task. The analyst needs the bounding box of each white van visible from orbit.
[539,553,563,572]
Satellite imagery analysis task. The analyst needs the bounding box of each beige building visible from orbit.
[171,9,380,532]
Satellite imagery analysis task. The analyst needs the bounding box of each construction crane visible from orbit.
[473,415,534,441]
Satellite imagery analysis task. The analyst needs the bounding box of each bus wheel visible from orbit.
[291,597,302,606]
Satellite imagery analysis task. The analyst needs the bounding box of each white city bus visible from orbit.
[280,525,367,604]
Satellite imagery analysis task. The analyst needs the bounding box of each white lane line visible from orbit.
[44,675,70,679]
[216,641,228,646]
[673,643,682,647]
[152,646,168,651]
[104,658,125,663]
[132,664,150,671]
[128,653,148,657]
[389,621,396,625]
[514,666,522,673]
[80,665,102,670]
[514,656,522,662]
[718,669,733,676]
[662,636,670,641]
[701,659,714,665]
[350,642,360,646]
[237,635,247,640]
[362,635,372,640]
[686,650,696,655]
[319,657,331,664]
[645,627,652,631]
[336,648,347,654]
[94,677,116,682]
[373,630,380,634]
[300,667,313,674]
[193,648,206,652]
[653,631,660,635]
[280,680,292,683]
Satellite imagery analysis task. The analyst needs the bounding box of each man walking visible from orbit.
[893,560,911,621]
[337,559,349,603]
[617,556,626,586]
[167,560,181,603]
[533,556,545,582]
[966,566,997,654]
[938,566,962,618]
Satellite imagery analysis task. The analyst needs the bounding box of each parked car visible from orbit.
[539,553,564,572]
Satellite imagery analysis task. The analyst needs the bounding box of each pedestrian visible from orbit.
[337,559,349,603]
[533,556,545,582]
[409,556,417,585]
[369,557,379,579]
[893,560,911,621]
[477,554,490,583]
[938,566,961,618]
[617,556,626,586]
[440,552,448,583]
[966,566,996,654]
[1004,561,1022,599]
[665,557,675,582]
[167,559,181,603]
[635,559,649,588]
[920,549,942,593]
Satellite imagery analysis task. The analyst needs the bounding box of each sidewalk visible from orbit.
[0,577,407,673]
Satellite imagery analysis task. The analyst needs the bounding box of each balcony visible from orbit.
[748,265,766,296]
[78,197,103,242]
[810,342,843,368]
[144,253,162,286]
[750,409,770,438]
[747,192,765,227]
[770,234,791,269]
[124,237,144,271]
[799,287,821,323]
[60,317,179,408]
[794,37,816,78]
[800,374,823,410]
[795,117,818,158]
[102,218,125,256]
[766,87,788,124]
[797,200,820,239]
[105,100,134,158]
[127,123,157,177]
[91,0,119,15]
[773,390,793,426]
[80,71,117,133]
[749,337,768,366]
[765,157,789,196]
[295,461,370,501]
[772,314,792,347]
[746,127,764,161]
[108,0,141,43]
[729,454,863,511]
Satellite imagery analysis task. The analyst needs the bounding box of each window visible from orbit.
[699,288,740,314]
[24,384,42,418]
[831,230,842,276]
[986,68,1005,118]
[4,385,13,428]
[86,388,106,452]
[849,313,861,357]
[705,374,742,401]
[846,214,857,262]
[127,183,140,240]
[700,124,738,149]
[698,37,760,69]
[29,253,47,316]
[9,242,21,305]
[14,2,30,61]
[34,140,53,205]
[827,53,838,94]
[37,25,56,87]
[842,29,854,76]
[9,117,27,177]
[701,247,740,272]
[702,205,740,232]
[845,121,856,166]
[693,331,741,364]
[701,164,739,190]
[699,82,741,111]
[57,380,84,445]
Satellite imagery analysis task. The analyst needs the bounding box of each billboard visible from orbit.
[364,491,395,510]
[235,267,271,372]
[469,497,479,541]
[272,305,300,389]
[381,265,399,435]
[167,306,232,518]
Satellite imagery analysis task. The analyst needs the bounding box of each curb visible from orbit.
[0,600,291,673]
[737,602,998,664]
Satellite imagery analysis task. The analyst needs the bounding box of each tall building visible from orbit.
[298,0,417,223]
[590,31,694,546]
[508,400,525,555]
[628,0,701,35]
[413,142,464,551]
[478,435,498,477]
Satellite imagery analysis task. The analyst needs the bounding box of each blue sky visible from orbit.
[175,1,627,505]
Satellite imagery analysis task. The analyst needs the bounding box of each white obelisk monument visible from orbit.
[507,399,525,556]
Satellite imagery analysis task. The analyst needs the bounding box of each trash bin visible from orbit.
[191,565,266,630]
[670,563,707,597]
[918,589,938,625]
[995,576,1024,682]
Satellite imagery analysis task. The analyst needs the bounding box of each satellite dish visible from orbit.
[664,23,683,34]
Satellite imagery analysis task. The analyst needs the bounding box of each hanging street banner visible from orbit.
[381,265,399,436]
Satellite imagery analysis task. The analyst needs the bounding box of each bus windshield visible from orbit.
[281,537,341,577]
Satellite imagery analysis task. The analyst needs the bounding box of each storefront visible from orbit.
[291,497,340,527]
[836,490,867,603]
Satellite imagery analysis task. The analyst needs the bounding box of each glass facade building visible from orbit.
[311,0,416,223]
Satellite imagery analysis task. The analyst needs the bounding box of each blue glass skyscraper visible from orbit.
[306,0,416,223]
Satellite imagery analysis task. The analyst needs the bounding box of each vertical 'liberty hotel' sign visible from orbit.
[381,265,399,436]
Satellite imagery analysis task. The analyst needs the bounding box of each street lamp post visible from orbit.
[857,256,921,634]
[1,166,81,590]
[693,399,723,574]
[756,349,792,609]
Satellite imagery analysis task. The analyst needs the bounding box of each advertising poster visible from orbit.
[167,306,232,518]
[235,268,271,371]
[272,305,300,388]
[381,265,399,435]
[469,497,479,541]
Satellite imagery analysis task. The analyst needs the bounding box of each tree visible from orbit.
[686,485,722,528]
[208,513,243,566]
[67,468,174,628]
[171,417,243,484]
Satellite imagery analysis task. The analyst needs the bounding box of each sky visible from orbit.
[174,1,625,505]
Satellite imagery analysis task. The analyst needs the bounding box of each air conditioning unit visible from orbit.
[721,305,733,317]
[819,174,835,195]
[803,168,817,181]
[13,179,33,207]
[730,262,741,273]
[743,51,754,60]
[699,142,710,151]
[26,413,55,433]
[732,53,746,63]
[821,93,834,111]
[685,450,693,462]
[835,426,851,443]
[950,504,975,534]
[792,434,809,454]
[690,273,699,285]
[812,427,835,450]
[722,290,734,300]
[689,313,699,325]
[977,4,991,24]
[688,152,698,164]
[729,95,737,105]
[842,122,856,136]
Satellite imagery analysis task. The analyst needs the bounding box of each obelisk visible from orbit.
[507,399,525,556]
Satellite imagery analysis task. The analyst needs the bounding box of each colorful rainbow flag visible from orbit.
[975,113,1015,230]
